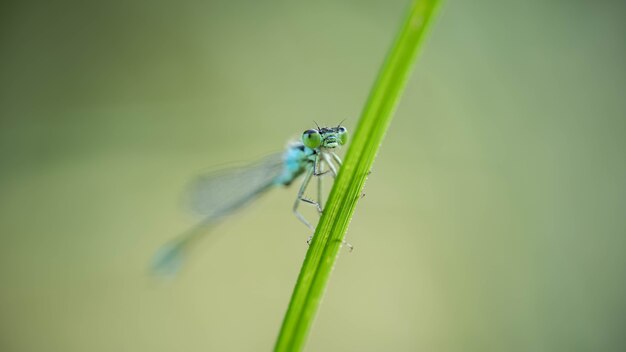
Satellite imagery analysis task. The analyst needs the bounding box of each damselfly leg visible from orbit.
[293,152,353,251]
[293,154,326,230]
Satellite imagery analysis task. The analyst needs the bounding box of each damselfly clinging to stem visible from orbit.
[152,124,350,276]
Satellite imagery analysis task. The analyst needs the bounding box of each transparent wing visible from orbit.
[151,220,216,278]
[186,153,285,217]
[151,153,285,277]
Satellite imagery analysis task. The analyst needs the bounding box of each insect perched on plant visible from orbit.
[152,124,350,276]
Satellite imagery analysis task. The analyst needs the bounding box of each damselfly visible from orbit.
[152,124,349,275]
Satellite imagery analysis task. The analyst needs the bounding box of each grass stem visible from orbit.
[274,1,442,350]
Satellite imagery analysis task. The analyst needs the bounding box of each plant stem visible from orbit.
[274,1,442,350]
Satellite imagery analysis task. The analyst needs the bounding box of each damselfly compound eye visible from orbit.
[302,129,322,148]
[337,126,348,145]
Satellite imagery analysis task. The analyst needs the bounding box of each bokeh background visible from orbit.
[1,0,625,351]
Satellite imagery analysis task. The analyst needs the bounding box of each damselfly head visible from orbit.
[302,125,348,149]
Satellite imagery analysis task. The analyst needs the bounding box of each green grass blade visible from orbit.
[274,1,442,350]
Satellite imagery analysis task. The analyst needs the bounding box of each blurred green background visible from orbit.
[1,0,625,351]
